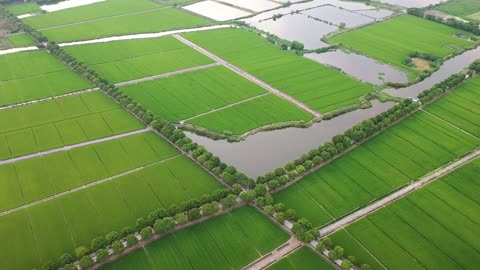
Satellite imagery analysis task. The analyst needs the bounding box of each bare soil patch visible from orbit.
[411,57,431,71]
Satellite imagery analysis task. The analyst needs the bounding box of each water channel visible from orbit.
[187,46,480,178]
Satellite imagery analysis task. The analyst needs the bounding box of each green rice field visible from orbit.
[0,50,92,106]
[5,2,41,15]
[330,158,480,270]
[101,206,289,270]
[6,33,37,47]
[22,0,161,29]
[274,110,479,227]
[425,76,480,137]
[187,94,314,135]
[123,65,267,121]
[0,91,145,159]
[65,36,214,83]
[435,0,480,17]
[182,28,373,114]
[39,8,211,43]
[0,151,224,270]
[268,247,334,270]
[329,15,475,72]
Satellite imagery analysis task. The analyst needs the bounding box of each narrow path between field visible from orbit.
[180,93,271,124]
[0,154,181,217]
[242,237,302,270]
[420,108,479,139]
[317,149,480,237]
[173,34,322,119]
[115,62,221,87]
[0,127,151,166]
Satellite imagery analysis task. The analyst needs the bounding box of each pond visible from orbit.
[248,14,334,49]
[374,0,447,8]
[186,101,395,178]
[41,0,105,12]
[305,50,409,85]
[183,1,251,22]
[302,5,374,28]
[385,46,480,98]
[220,0,280,12]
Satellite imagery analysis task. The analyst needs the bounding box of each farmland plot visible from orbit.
[122,65,266,121]
[187,94,314,135]
[23,0,161,29]
[6,33,36,47]
[425,76,480,137]
[435,0,480,18]
[0,150,223,270]
[101,206,289,270]
[0,91,144,159]
[329,15,475,73]
[274,111,479,227]
[5,2,41,15]
[330,158,480,270]
[65,36,214,83]
[268,247,334,270]
[39,8,211,42]
[182,28,373,114]
[0,50,92,106]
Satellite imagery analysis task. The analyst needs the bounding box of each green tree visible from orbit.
[75,246,90,259]
[59,253,73,266]
[329,246,344,260]
[341,259,352,270]
[126,234,138,247]
[275,212,286,224]
[221,194,237,209]
[141,227,153,240]
[240,190,256,202]
[175,213,188,224]
[285,209,297,221]
[201,202,220,216]
[188,208,201,220]
[95,249,108,263]
[79,256,94,269]
[154,217,176,234]
[105,231,120,244]
[112,240,124,255]
[265,205,276,216]
[90,237,106,251]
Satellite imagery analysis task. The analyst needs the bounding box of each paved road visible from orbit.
[0,127,151,166]
[173,34,322,118]
[318,149,480,237]
[0,154,181,217]
[243,237,302,270]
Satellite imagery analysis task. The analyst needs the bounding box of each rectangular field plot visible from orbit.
[5,2,41,15]
[0,50,91,106]
[123,65,266,122]
[329,15,475,73]
[6,33,37,47]
[23,0,161,29]
[274,110,479,227]
[0,131,179,212]
[330,158,480,270]
[268,247,334,270]
[0,91,145,160]
[65,36,214,83]
[187,94,314,135]
[425,76,480,137]
[39,8,211,42]
[182,28,373,114]
[436,0,480,17]
[101,206,289,270]
[0,154,224,270]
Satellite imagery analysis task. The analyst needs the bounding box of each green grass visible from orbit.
[435,0,480,17]
[425,76,480,137]
[123,65,267,121]
[23,0,161,29]
[187,94,314,135]
[274,110,479,227]
[65,36,214,83]
[39,8,211,42]
[6,33,37,47]
[0,50,91,106]
[6,2,41,15]
[331,158,480,270]
[182,28,373,114]
[329,15,475,73]
[268,247,334,270]
[101,206,289,270]
[0,151,224,270]
[0,91,144,159]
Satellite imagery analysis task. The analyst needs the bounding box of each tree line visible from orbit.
[407,8,480,36]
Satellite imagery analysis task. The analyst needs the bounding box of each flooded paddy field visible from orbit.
[183,1,251,21]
